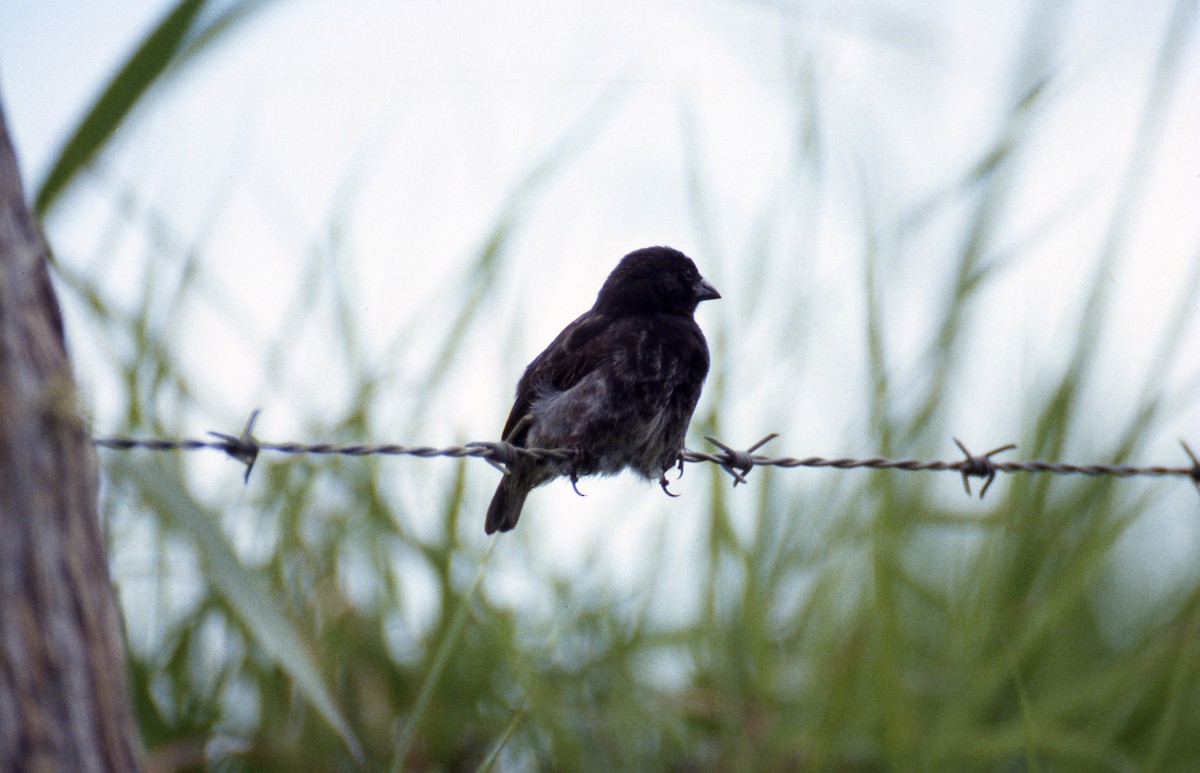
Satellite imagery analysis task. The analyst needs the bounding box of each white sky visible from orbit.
[2,0,1199,636]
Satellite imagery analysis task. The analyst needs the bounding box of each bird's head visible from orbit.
[594,246,720,316]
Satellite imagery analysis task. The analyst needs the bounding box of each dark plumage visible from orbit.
[485,246,720,534]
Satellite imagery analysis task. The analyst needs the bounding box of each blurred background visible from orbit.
[2,0,1199,769]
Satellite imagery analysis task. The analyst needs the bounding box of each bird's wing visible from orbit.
[500,311,616,444]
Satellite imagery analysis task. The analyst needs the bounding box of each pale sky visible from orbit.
[2,0,1198,633]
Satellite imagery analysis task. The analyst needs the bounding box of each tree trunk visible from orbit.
[0,99,141,770]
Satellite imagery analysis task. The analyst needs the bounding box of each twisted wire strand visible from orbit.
[93,437,574,463]
[91,411,1200,498]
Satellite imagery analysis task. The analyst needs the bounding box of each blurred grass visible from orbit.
[33,0,1200,771]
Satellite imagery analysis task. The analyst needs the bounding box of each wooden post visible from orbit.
[0,99,142,771]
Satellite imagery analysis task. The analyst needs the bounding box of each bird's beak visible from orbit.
[694,277,721,302]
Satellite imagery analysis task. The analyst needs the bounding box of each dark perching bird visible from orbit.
[485,246,720,534]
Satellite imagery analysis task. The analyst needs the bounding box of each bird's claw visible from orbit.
[568,449,586,496]
[659,475,680,498]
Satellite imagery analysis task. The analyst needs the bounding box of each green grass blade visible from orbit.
[35,0,271,216]
[116,456,365,763]
[391,541,496,772]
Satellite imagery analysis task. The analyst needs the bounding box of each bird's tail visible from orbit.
[485,478,528,534]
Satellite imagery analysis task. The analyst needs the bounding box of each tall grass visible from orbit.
[33,0,1200,770]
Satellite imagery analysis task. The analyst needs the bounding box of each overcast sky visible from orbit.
[2,1,1198,622]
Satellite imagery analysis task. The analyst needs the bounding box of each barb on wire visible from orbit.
[699,433,779,486]
[206,408,262,483]
[954,438,1017,498]
[91,409,1200,499]
[1182,441,1200,491]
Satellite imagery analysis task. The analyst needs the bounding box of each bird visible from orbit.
[485,246,720,534]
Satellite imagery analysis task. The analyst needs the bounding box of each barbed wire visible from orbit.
[92,410,1200,498]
